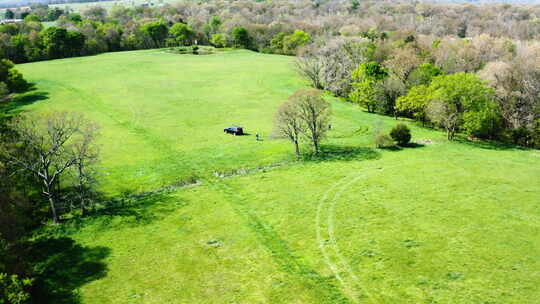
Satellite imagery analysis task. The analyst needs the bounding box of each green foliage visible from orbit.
[69,13,83,23]
[47,7,64,21]
[23,14,41,23]
[358,61,388,81]
[169,23,194,46]
[462,105,502,139]
[140,21,169,48]
[0,237,32,304]
[0,273,32,304]
[4,9,14,19]
[204,16,221,37]
[390,123,411,146]
[40,27,86,59]
[409,63,443,86]
[374,132,395,148]
[282,30,311,55]
[399,73,499,139]
[0,59,28,93]
[457,22,467,38]
[5,69,29,93]
[210,33,228,48]
[350,0,360,10]
[361,28,381,42]
[231,27,250,49]
[40,27,68,59]
[270,32,286,53]
[396,85,432,122]
[350,62,388,113]
[427,73,498,139]
[66,30,86,57]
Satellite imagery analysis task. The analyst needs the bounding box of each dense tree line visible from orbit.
[297,32,540,147]
[0,64,101,302]
[2,0,540,63]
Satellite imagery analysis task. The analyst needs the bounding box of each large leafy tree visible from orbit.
[169,23,194,46]
[349,61,388,113]
[141,21,169,48]
[396,84,432,124]
[0,59,28,93]
[398,73,500,139]
[283,30,311,55]
[231,27,250,49]
[430,73,499,139]
[41,27,69,59]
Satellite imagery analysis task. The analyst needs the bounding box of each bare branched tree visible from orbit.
[295,54,324,90]
[1,112,99,223]
[479,51,540,132]
[71,121,100,216]
[292,89,332,154]
[274,100,305,157]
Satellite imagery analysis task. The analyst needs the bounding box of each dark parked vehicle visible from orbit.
[224,126,244,135]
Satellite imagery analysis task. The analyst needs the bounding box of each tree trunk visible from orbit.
[46,191,59,223]
[294,139,300,157]
[81,197,85,217]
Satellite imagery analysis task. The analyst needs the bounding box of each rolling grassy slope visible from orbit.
[14,49,540,303]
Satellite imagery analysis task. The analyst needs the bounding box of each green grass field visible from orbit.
[13,49,540,303]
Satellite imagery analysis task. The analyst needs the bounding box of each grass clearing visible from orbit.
[13,49,540,303]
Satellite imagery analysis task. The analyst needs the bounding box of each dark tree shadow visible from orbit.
[380,142,426,151]
[454,136,530,151]
[301,145,381,162]
[70,188,189,232]
[19,237,110,304]
[0,90,49,118]
[405,142,425,148]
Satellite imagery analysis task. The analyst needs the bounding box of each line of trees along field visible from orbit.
[3,0,540,63]
[0,1,539,302]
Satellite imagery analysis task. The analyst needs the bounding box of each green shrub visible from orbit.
[390,123,411,146]
[0,273,32,304]
[374,132,395,148]
[210,33,228,48]
[6,69,28,93]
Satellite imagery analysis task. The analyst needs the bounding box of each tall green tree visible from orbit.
[283,30,311,55]
[231,27,250,49]
[396,84,432,124]
[4,9,14,19]
[169,23,194,46]
[204,16,221,38]
[349,62,388,113]
[141,21,168,48]
[41,27,68,59]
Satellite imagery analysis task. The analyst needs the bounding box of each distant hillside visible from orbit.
[1,0,539,9]
[0,0,112,9]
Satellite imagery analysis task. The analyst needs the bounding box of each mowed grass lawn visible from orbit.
[14,50,540,303]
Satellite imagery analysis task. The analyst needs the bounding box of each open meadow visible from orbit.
[11,49,540,303]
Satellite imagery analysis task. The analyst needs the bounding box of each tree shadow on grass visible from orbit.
[0,90,49,118]
[380,142,426,152]
[301,145,381,162]
[406,142,425,148]
[454,136,531,151]
[20,237,110,304]
[66,188,189,232]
